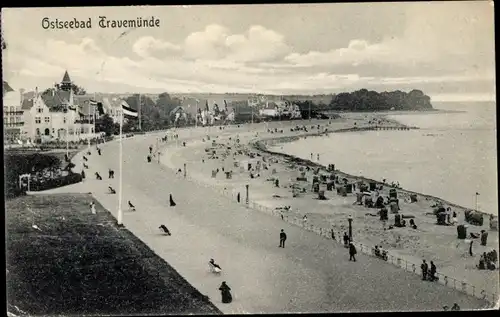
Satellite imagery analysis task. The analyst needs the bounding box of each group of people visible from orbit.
[443,303,461,311]
[421,260,438,281]
[477,249,498,270]
[372,245,388,260]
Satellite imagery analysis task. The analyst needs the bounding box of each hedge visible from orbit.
[29,173,83,192]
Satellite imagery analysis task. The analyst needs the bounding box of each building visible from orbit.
[259,102,279,117]
[3,81,25,144]
[101,97,124,123]
[21,71,97,143]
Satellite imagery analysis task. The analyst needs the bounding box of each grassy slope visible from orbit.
[6,193,221,316]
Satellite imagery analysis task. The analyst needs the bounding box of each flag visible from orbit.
[89,99,98,106]
[121,101,138,118]
[97,103,106,116]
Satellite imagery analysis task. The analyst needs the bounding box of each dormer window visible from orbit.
[37,108,43,113]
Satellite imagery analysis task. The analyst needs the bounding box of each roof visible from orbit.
[3,81,14,94]
[21,98,34,110]
[61,71,72,84]
[169,106,184,116]
[41,90,72,109]
[79,102,96,116]
[102,97,126,110]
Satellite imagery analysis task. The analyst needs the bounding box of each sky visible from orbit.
[1,2,496,101]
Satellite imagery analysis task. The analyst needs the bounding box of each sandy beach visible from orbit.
[32,118,493,313]
[162,114,499,302]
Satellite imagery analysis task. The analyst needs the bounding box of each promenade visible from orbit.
[37,124,490,313]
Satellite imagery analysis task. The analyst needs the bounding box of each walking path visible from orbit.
[35,125,491,313]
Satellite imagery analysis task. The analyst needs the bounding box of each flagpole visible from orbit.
[195,100,198,129]
[94,107,97,148]
[475,193,479,212]
[138,93,141,131]
[66,104,69,157]
[118,108,123,226]
[87,101,91,152]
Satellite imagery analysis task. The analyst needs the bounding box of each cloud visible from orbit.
[132,36,181,58]
[2,19,494,98]
[183,24,290,62]
[184,24,230,60]
[284,38,433,68]
[225,25,290,62]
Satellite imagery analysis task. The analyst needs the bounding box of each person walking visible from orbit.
[343,232,349,247]
[480,230,488,246]
[90,201,96,215]
[429,261,437,281]
[279,229,287,248]
[348,242,357,261]
[81,169,85,181]
[421,260,428,281]
[169,194,176,207]
[218,281,232,304]
[237,192,240,203]
[451,303,460,311]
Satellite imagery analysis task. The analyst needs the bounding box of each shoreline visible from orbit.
[252,130,494,219]
[160,116,498,303]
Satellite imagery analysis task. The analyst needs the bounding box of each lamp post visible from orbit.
[245,184,249,205]
[157,137,160,164]
[348,215,353,242]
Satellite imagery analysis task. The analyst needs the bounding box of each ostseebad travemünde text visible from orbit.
[41,16,160,29]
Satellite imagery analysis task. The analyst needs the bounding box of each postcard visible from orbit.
[3,3,498,315]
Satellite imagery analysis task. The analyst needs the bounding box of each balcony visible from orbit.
[74,119,94,124]
[4,110,24,115]
[4,122,24,127]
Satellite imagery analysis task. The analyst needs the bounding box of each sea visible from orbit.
[271,102,498,215]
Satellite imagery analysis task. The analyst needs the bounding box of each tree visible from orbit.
[54,83,87,95]
[95,113,116,136]
[125,94,164,131]
[330,89,433,111]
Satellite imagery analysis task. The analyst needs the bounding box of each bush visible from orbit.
[30,173,83,191]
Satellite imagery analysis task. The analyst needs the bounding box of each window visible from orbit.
[81,127,85,134]
[37,108,43,113]
[3,107,7,113]
[16,116,22,122]
[44,117,50,123]
[36,128,40,135]
[35,117,41,124]
[52,128,55,133]
[4,117,8,123]
[10,106,14,112]
[63,117,66,124]
[91,127,94,133]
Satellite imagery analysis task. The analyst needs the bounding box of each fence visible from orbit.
[171,165,498,305]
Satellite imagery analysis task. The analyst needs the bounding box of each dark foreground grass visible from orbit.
[6,193,221,316]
